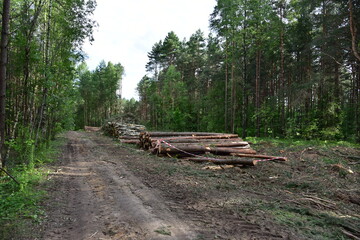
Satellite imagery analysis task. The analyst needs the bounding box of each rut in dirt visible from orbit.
[42,131,196,240]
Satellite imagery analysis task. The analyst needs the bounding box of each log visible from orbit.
[156,145,256,155]
[142,131,237,137]
[84,126,101,132]
[156,143,250,149]
[187,158,257,166]
[150,134,240,142]
[139,132,241,150]
[118,136,140,140]
[151,137,245,143]
[103,122,146,138]
[119,140,139,144]
[230,153,288,161]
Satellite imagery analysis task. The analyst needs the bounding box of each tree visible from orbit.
[76,61,124,128]
[137,0,360,142]
[0,0,10,167]
[2,0,97,165]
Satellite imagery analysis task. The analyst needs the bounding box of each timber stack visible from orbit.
[139,131,287,166]
[103,122,146,144]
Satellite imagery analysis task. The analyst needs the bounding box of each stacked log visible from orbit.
[139,132,240,150]
[139,131,287,166]
[103,122,146,143]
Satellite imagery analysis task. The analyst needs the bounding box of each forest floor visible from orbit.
[30,131,360,239]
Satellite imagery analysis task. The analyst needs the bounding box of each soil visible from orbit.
[37,131,360,240]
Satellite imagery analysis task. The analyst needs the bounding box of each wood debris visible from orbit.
[139,131,287,167]
[102,122,146,143]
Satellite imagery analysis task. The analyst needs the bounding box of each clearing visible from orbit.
[35,131,360,239]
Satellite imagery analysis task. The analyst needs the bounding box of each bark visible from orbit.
[242,33,248,139]
[224,39,229,132]
[280,3,285,135]
[155,145,256,155]
[0,0,11,167]
[231,40,236,133]
[148,134,240,143]
[120,140,139,144]
[143,131,235,137]
[35,0,52,145]
[157,143,250,149]
[230,153,288,161]
[349,0,360,62]
[255,48,261,136]
[153,138,244,143]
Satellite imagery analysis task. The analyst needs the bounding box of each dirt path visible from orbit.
[41,131,359,239]
[42,131,196,239]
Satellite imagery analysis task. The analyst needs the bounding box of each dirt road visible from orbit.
[40,131,359,240]
[42,131,196,239]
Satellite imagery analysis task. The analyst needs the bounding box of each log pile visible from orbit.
[139,131,287,166]
[102,122,146,143]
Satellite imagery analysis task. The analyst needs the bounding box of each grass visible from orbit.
[154,226,172,236]
[0,137,63,239]
[247,137,360,147]
[264,204,359,240]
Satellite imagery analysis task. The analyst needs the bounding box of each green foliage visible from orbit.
[137,0,360,142]
[75,61,124,128]
[0,137,61,239]
[2,0,97,168]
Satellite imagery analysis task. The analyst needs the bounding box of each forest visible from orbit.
[0,1,359,239]
[137,0,360,142]
[0,0,360,168]
[0,0,102,168]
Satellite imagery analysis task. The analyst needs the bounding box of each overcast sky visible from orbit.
[82,0,217,100]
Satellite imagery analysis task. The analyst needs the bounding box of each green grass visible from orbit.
[0,137,63,239]
[258,202,360,240]
[246,137,360,148]
[154,226,172,236]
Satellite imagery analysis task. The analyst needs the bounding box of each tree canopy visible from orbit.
[138,0,360,142]
[0,0,97,166]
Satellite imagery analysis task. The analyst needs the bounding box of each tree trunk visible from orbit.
[255,48,261,136]
[231,40,236,133]
[224,39,229,132]
[349,0,360,62]
[0,0,11,167]
[35,0,52,145]
[280,4,285,136]
[241,3,248,139]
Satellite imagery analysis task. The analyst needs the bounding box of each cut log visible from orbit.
[156,143,250,149]
[84,126,101,132]
[187,158,257,166]
[156,145,256,155]
[139,132,240,150]
[231,153,288,161]
[118,136,140,140]
[150,134,240,142]
[141,131,238,137]
[119,140,139,144]
[153,138,247,144]
[103,122,146,138]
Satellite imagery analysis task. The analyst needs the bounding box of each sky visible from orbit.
[82,0,217,100]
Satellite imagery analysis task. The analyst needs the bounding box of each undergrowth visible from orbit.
[0,137,63,239]
[247,137,360,148]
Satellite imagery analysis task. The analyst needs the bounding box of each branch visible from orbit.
[0,167,20,185]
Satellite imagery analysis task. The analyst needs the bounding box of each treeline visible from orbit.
[137,0,360,142]
[0,0,96,167]
[75,61,124,128]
